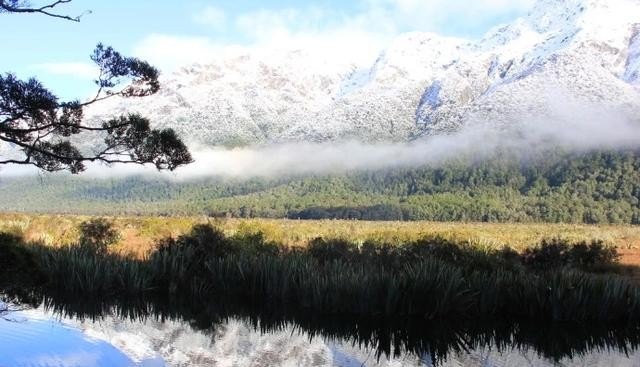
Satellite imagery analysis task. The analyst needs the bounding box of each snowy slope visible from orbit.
[84,0,640,146]
[416,0,640,132]
[70,315,640,367]
[625,24,640,84]
[6,305,639,367]
[73,316,421,367]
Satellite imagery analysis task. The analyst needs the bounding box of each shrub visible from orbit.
[78,218,120,255]
[307,238,359,263]
[522,239,619,271]
[567,240,619,268]
[230,232,282,257]
[360,240,397,266]
[181,224,232,257]
[401,236,466,263]
[522,239,568,269]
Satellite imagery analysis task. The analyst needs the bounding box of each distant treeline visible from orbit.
[1,148,640,224]
[288,204,412,221]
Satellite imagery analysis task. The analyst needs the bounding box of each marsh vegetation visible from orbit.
[2,218,638,323]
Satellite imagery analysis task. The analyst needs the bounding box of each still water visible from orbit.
[1,300,640,367]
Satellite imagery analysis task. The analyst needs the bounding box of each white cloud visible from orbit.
[134,24,387,73]
[34,62,99,79]
[25,0,538,81]
[234,7,329,41]
[232,6,390,61]
[133,34,227,71]
[363,0,536,34]
[193,5,226,30]
[134,0,536,72]
[136,6,386,72]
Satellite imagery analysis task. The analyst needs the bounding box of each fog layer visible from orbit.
[2,101,640,179]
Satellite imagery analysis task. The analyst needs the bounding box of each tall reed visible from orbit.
[3,224,638,322]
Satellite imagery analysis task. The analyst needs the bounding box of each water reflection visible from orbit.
[0,309,150,367]
[1,293,640,366]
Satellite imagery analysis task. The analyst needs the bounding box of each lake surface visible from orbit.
[1,299,640,367]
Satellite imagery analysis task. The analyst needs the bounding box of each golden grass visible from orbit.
[2,212,640,258]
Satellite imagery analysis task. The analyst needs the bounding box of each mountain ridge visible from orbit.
[84,0,640,146]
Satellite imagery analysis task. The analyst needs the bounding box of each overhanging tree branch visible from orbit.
[0,2,193,174]
[0,0,89,22]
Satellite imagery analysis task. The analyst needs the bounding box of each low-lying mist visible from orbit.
[3,100,640,180]
[106,103,640,179]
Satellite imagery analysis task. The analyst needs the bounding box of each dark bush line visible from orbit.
[148,225,620,274]
[1,223,636,323]
[306,236,617,273]
[287,204,410,221]
[522,238,619,270]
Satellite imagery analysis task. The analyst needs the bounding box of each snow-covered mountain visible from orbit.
[69,314,640,367]
[5,304,639,367]
[86,0,640,146]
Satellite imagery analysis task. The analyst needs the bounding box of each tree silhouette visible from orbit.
[0,0,193,173]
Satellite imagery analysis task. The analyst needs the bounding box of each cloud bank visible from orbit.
[2,101,639,180]
[133,0,535,72]
[30,98,632,181]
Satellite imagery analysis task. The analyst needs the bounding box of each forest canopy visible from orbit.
[1,148,639,224]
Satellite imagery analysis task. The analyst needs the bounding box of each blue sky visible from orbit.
[0,0,534,100]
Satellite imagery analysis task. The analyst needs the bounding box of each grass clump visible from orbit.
[0,233,46,291]
[33,245,151,296]
[27,218,149,296]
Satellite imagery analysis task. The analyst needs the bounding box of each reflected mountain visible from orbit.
[1,291,639,366]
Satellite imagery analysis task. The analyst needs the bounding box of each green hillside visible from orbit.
[2,148,640,224]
